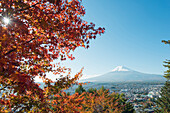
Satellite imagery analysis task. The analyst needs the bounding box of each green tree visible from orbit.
[155,40,170,113]
[87,87,97,94]
[66,92,71,96]
[75,85,86,94]
[155,81,170,113]
[98,85,108,95]
[122,102,135,113]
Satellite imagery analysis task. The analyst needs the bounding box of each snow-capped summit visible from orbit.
[83,65,165,82]
[112,66,132,72]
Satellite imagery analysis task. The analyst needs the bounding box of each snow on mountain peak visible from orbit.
[112,66,132,72]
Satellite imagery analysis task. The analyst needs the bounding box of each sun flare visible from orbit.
[3,17,10,24]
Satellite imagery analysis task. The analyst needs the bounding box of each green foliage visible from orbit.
[87,87,97,94]
[100,86,106,91]
[122,102,135,113]
[98,85,108,95]
[155,40,170,113]
[155,81,170,113]
[75,85,86,94]
[162,40,170,45]
[163,60,170,80]
[66,92,71,96]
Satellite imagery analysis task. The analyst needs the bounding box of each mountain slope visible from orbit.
[83,66,166,82]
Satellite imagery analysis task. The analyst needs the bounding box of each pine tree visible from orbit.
[87,87,97,94]
[155,81,170,113]
[122,102,135,113]
[75,85,86,94]
[155,40,170,113]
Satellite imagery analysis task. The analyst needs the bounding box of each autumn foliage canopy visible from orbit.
[0,0,136,112]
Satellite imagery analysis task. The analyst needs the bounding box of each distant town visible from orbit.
[65,81,164,113]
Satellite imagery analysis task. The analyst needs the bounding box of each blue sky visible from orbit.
[43,0,170,81]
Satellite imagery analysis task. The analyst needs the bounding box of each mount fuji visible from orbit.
[83,66,166,82]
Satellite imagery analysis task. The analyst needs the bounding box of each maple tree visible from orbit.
[49,87,126,113]
[0,0,105,112]
[72,86,133,113]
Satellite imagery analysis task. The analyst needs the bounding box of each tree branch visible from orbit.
[15,2,41,13]
[0,85,8,91]
[4,37,35,56]
[0,2,41,15]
